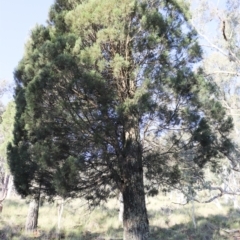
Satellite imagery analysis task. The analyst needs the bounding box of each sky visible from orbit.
[0,0,54,104]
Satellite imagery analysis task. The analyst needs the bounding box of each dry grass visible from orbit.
[0,194,239,239]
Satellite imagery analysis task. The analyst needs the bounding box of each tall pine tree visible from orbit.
[8,0,234,239]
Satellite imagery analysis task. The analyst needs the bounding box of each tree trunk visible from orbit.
[57,198,64,237]
[118,192,124,224]
[25,197,40,232]
[122,162,149,240]
[1,173,9,198]
[6,175,13,199]
[120,113,149,239]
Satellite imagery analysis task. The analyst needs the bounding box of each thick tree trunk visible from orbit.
[120,115,149,239]
[25,197,40,232]
[122,173,149,240]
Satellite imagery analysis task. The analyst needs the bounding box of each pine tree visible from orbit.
[8,0,234,239]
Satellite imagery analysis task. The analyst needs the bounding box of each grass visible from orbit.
[0,194,240,239]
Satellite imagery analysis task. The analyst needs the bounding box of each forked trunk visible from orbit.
[25,197,40,232]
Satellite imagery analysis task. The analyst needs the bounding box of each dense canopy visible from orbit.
[8,0,234,239]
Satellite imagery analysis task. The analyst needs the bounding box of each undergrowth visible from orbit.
[0,194,239,239]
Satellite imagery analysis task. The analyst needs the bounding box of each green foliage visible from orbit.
[0,101,15,160]
[8,0,234,232]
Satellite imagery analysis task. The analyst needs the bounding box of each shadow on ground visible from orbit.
[149,212,240,240]
[1,209,240,239]
[0,223,123,240]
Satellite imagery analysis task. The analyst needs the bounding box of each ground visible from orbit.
[0,193,240,239]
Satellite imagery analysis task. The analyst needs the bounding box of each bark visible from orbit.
[122,169,149,240]
[191,200,196,229]
[120,113,149,239]
[121,138,149,239]
[25,197,40,232]
[1,173,9,198]
[6,176,13,199]
[0,173,10,212]
[118,192,124,224]
[57,198,64,235]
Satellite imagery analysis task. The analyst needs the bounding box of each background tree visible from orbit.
[0,101,15,200]
[0,79,16,204]
[188,0,240,205]
[8,0,234,239]
[0,78,21,200]
[190,0,240,145]
[7,83,43,232]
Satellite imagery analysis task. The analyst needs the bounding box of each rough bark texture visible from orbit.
[119,112,149,239]
[122,126,149,240]
[25,198,39,232]
[122,169,149,240]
